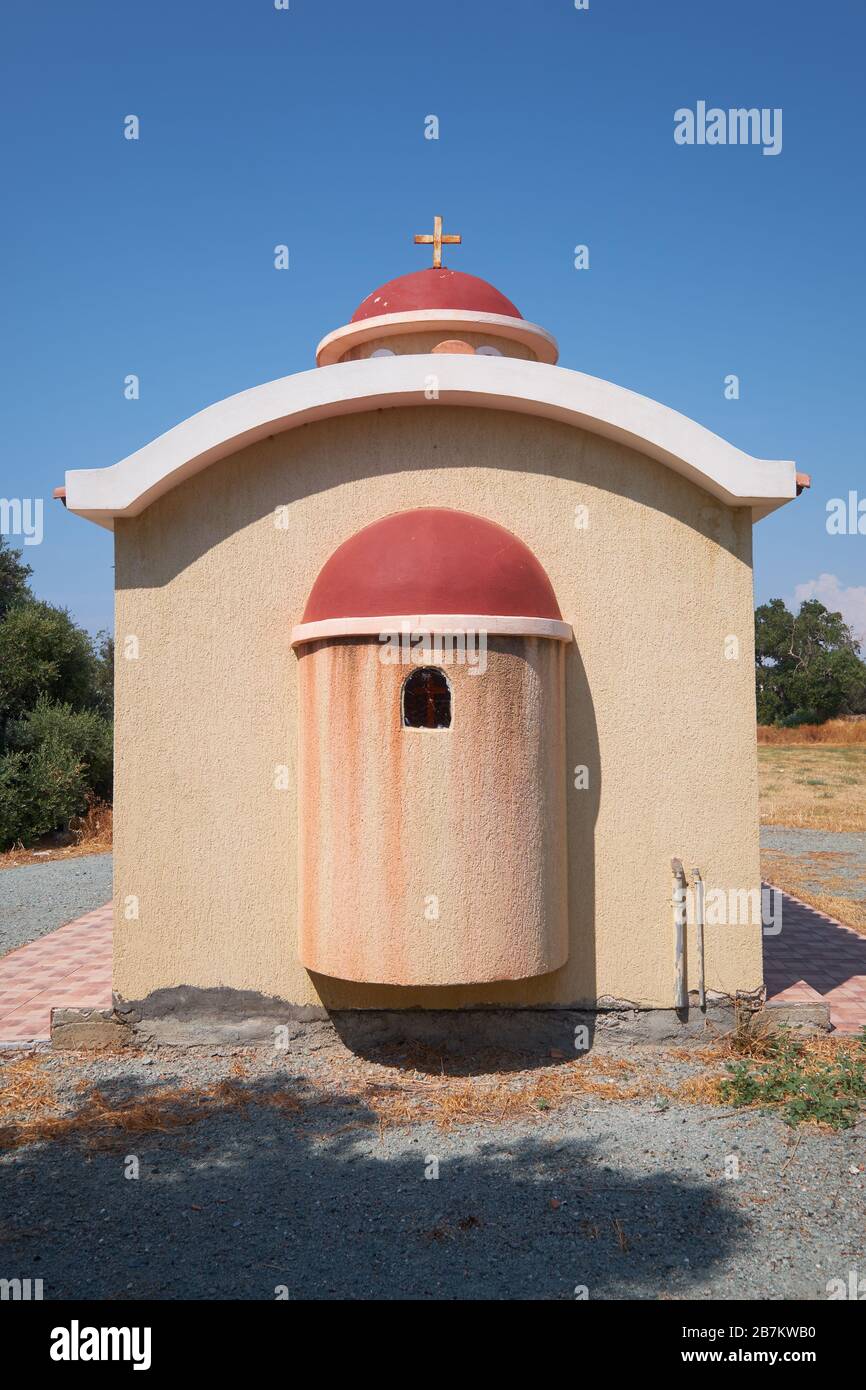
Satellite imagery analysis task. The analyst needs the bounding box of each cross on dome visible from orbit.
[413,214,461,269]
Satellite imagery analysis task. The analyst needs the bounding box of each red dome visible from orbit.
[351,269,523,323]
[302,509,561,622]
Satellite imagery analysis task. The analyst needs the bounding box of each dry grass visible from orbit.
[678,1028,866,1067]
[658,1030,866,1117]
[672,1071,726,1105]
[0,1069,305,1152]
[611,1217,630,1252]
[758,741,865,930]
[375,1056,645,1127]
[0,1053,668,1151]
[360,1057,650,1134]
[0,1056,58,1129]
[70,800,113,853]
[0,800,113,870]
[758,745,866,832]
[3,1033,861,1154]
[758,719,866,746]
[761,848,866,935]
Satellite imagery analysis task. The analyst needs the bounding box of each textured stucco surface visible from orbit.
[113,404,761,1010]
[298,638,568,985]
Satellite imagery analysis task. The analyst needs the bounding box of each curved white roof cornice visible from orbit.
[61,356,799,530]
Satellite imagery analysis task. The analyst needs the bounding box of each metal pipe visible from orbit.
[671,858,688,1011]
[692,866,706,1011]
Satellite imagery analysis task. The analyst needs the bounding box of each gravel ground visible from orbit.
[0,854,112,957]
[761,827,866,901]
[1,1040,864,1301]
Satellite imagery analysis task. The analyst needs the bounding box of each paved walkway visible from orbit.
[0,892,864,1043]
[0,853,112,957]
[763,886,866,1034]
[0,904,112,1044]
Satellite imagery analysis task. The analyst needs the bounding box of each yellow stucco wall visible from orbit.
[113,404,762,1011]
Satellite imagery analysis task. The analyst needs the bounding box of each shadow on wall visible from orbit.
[112,407,749,595]
[0,1070,747,1300]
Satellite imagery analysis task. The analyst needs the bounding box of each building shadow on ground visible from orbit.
[763,885,866,997]
[0,1070,747,1300]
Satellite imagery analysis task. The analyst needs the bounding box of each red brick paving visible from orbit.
[763,885,866,1035]
[0,888,864,1043]
[0,904,112,1043]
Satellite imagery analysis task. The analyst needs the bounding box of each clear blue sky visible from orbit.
[2,0,864,636]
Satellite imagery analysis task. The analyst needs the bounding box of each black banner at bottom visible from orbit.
[3,1297,857,1374]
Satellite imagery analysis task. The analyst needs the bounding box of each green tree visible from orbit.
[0,600,97,729]
[91,631,114,720]
[755,598,866,724]
[0,698,113,848]
[6,696,113,799]
[0,739,88,847]
[0,752,25,848]
[0,536,32,618]
[0,557,115,847]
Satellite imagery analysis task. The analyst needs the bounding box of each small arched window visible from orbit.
[402,667,452,729]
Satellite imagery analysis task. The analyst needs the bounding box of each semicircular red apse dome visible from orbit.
[302,508,562,622]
